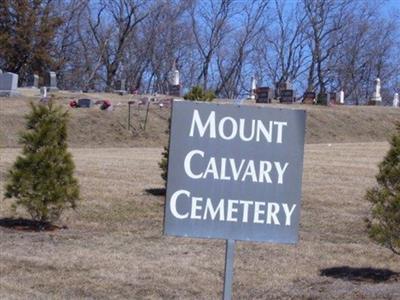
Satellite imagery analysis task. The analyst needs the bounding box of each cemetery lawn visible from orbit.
[1,143,399,299]
[1,92,400,148]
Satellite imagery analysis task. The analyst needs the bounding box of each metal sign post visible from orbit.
[223,239,235,300]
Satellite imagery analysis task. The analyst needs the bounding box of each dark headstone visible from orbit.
[368,100,381,106]
[27,74,39,88]
[275,80,291,98]
[328,92,337,104]
[255,87,273,103]
[303,91,316,104]
[78,98,93,108]
[115,79,126,91]
[317,93,328,105]
[280,89,295,103]
[169,84,180,97]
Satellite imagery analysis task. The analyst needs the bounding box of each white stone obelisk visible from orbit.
[370,78,382,103]
[339,90,344,104]
[393,93,399,107]
[250,76,257,100]
[169,61,180,86]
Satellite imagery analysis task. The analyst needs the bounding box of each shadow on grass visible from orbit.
[320,266,399,283]
[0,218,66,232]
[145,188,166,196]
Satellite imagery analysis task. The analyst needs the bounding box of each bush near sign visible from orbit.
[164,101,306,244]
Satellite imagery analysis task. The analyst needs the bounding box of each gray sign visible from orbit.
[164,101,306,244]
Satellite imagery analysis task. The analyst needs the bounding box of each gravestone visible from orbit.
[169,69,180,86]
[276,80,292,98]
[78,98,93,108]
[369,78,382,105]
[169,84,181,97]
[0,72,19,96]
[317,93,328,105]
[115,79,126,91]
[115,79,127,95]
[255,87,273,103]
[328,92,337,104]
[303,91,315,104]
[280,89,295,103]
[250,76,257,100]
[339,90,345,104]
[393,93,399,107]
[40,87,48,98]
[45,71,58,91]
[27,74,39,88]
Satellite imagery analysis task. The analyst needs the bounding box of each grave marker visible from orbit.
[369,78,382,105]
[280,89,295,103]
[0,72,19,97]
[317,93,328,105]
[303,91,315,104]
[328,92,337,104]
[339,90,345,104]
[393,93,399,107]
[255,87,273,103]
[250,76,257,100]
[168,84,181,97]
[77,98,93,108]
[27,74,39,88]
[45,71,58,91]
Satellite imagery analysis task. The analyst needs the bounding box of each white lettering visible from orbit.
[170,190,190,219]
[266,202,280,225]
[227,200,239,222]
[218,117,238,140]
[275,162,289,184]
[189,110,216,138]
[184,150,204,179]
[282,204,296,226]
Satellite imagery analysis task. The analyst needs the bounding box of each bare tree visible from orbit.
[254,0,308,90]
[303,0,354,93]
[190,0,234,90]
[215,0,268,98]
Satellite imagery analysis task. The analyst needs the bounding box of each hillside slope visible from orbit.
[0,91,399,148]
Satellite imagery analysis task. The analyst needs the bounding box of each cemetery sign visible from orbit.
[164,101,306,244]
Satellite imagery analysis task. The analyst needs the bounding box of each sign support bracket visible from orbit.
[223,239,235,300]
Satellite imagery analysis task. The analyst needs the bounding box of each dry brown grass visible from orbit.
[1,92,400,149]
[1,143,399,299]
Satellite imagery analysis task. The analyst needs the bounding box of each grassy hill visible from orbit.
[1,90,399,148]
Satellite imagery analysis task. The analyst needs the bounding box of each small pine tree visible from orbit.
[4,101,79,223]
[184,86,215,102]
[159,86,215,187]
[365,123,400,255]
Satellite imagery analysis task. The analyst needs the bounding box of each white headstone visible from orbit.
[40,86,48,98]
[393,93,399,107]
[46,71,58,91]
[370,78,382,102]
[250,76,257,100]
[339,90,344,104]
[168,69,179,86]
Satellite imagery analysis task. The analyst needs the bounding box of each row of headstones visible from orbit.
[253,86,344,105]
[251,78,399,107]
[0,69,58,97]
